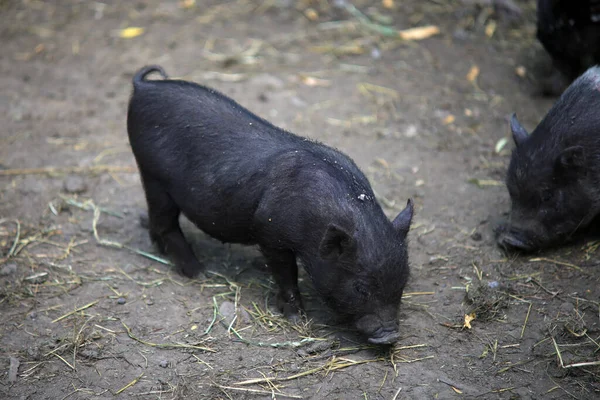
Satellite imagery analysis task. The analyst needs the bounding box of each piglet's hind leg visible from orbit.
[140,174,203,278]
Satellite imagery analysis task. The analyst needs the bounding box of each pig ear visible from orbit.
[557,146,585,169]
[392,199,414,239]
[510,113,529,147]
[319,224,355,260]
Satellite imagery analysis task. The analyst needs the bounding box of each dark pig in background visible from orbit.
[127,66,414,344]
[537,0,600,94]
[497,66,600,251]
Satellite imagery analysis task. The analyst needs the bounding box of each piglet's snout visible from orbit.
[355,313,399,345]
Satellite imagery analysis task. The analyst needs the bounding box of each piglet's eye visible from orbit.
[541,191,553,202]
[354,282,370,297]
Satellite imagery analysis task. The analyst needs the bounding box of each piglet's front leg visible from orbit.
[260,246,305,323]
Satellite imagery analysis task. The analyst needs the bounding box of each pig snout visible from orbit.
[355,313,400,345]
[367,327,401,345]
[496,227,535,252]
[495,219,546,252]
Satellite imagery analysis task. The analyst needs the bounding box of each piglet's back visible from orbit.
[127,67,367,190]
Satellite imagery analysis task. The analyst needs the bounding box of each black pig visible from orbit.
[127,66,413,344]
[537,0,600,94]
[497,66,600,251]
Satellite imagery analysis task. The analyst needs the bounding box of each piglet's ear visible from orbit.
[510,113,529,147]
[392,199,414,239]
[558,146,585,169]
[319,224,355,260]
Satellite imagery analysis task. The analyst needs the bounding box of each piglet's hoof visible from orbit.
[178,262,205,279]
[282,306,305,325]
[277,294,305,324]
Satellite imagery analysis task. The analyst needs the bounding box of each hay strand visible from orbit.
[121,321,215,352]
[52,300,99,323]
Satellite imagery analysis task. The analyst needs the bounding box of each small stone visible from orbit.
[90,330,103,340]
[63,175,88,194]
[80,349,100,359]
[403,125,418,138]
[357,194,367,201]
[146,299,154,306]
[159,360,168,368]
[219,301,236,326]
[117,297,126,305]
[0,262,17,276]
[238,307,252,324]
[27,346,41,361]
[470,232,482,241]
[487,281,499,289]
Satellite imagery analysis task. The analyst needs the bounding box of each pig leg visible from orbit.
[141,174,203,278]
[260,246,304,322]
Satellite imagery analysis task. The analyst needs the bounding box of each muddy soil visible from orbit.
[1,1,599,399]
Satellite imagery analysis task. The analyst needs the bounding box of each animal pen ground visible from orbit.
[1,1,599,399]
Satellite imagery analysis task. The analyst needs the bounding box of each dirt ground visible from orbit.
[1,1,599,399]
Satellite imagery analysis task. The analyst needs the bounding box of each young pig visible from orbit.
[497,66,600,251]
[537,0,600,94]
[127,66,413,344]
